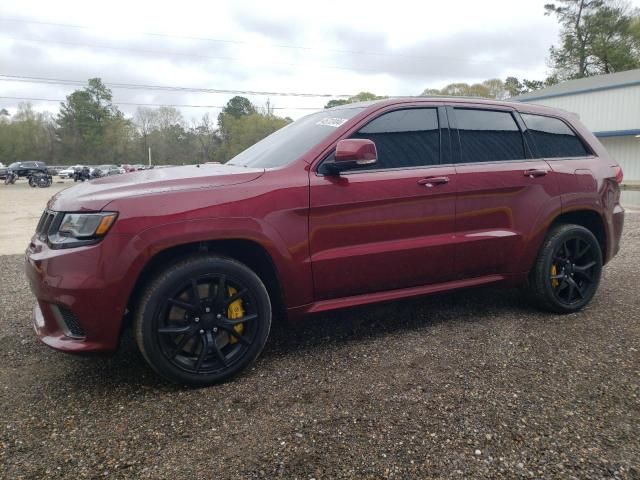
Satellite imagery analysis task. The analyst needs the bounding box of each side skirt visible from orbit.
[287,274,508,318]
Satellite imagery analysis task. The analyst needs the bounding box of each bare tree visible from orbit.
[192,114,220,163]
[134,107,158,155]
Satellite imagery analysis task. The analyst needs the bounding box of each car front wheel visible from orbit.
[134,255,272,386]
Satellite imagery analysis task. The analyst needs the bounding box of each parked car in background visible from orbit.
[132,164,146,171]
[25,98,624,386]
[5,161,48,178]
[59,165,85,179]
[91,164,121,177]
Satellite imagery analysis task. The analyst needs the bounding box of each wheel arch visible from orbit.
[125,238,287,330]
[549,209,607,261]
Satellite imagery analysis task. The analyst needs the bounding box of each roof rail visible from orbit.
[389,94,506,101]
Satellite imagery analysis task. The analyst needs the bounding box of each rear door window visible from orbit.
[521,113,590,158]
[454,109,526,163]
[351,108,440,169]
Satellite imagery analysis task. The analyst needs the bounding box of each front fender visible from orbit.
[117,217,313,311]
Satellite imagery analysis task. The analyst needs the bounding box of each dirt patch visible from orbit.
[0,179,73,255]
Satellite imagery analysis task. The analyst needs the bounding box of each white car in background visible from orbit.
[58,165,84,179]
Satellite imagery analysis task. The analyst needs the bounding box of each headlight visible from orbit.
[49,212,117,248]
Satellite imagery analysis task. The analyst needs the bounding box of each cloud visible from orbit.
[230,7,304,43]
[328,24,553,83]
[0,0,577,120]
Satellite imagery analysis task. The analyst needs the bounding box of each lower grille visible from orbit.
[52,305,86,338]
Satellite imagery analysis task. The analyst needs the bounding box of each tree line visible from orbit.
[0,81,291,166]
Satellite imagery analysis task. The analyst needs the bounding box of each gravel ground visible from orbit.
[0,216,638,479]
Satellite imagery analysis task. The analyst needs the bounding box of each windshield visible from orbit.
[227,107,366,168]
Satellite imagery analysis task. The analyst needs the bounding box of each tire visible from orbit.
[134,255,272,386]
[529,224,603,313]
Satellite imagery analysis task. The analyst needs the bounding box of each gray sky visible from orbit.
[0,0,636,121]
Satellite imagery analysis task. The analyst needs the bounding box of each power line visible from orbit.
[3,35,450,74]
[0,16,475,63]
[0,95,325,110]
[0,74,353,98]
[3,34,535,70]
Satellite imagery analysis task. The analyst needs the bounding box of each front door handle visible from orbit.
[418,176,449,187]
[524,169,548,178]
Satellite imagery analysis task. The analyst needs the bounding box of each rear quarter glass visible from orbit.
[520,113,591,158]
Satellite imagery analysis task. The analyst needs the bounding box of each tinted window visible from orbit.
[455,109,525,163]
[351,108,440,169]
[521,113,590,158]
[228,107,366,168]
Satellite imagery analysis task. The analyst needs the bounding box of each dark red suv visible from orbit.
[25,98,625,385]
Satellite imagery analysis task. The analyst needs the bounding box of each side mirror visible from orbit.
[326,139,377,174]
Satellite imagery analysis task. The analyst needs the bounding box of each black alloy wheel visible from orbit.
[157,274,259,374]
[530,224,603,313]
[134,256,271,386]
[550,237,599,304]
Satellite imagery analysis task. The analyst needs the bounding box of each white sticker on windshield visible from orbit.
[316,117,348,128]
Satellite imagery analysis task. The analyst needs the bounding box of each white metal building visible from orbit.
[515,69,640,181]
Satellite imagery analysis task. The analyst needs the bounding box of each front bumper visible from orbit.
[25,235,132,353]
[32,303,111,353]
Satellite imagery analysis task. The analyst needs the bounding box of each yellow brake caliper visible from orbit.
[227,286,245,344]
[550,264,559,288]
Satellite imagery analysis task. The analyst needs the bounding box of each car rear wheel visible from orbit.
[134,255,271,386]
[529,224,602,313]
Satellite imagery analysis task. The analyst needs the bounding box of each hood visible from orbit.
[48,164,265,212]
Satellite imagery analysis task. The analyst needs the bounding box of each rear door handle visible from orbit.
[524,169,548,178]
[418,176,449,187]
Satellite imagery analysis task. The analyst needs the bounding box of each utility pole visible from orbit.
[148,147,152,167]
